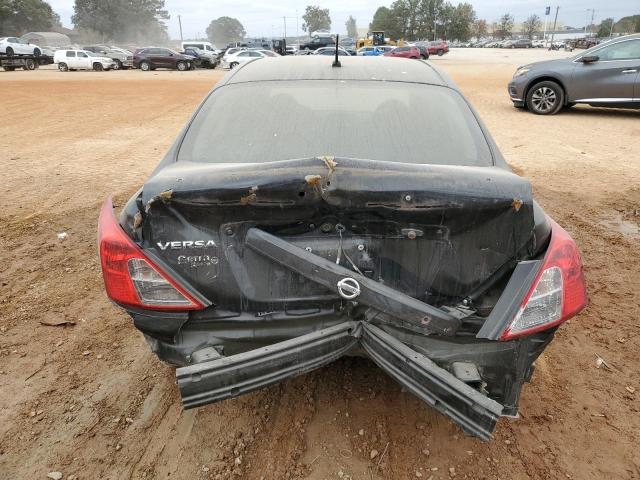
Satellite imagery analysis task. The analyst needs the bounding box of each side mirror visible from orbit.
[581,55,599,63]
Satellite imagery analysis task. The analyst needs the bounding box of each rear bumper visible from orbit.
[176,321,504,440]
[131,227,554,440]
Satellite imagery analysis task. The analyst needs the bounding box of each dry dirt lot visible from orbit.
[1,49,639,480]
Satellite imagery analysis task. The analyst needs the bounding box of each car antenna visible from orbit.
[332,34,341,68]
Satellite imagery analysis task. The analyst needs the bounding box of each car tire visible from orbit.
[511,45,515,49]
[58,62,68,72]
[230,61,239,69]
[526,80,564,115]
[6,46,14,56]
[33,48,41,57]
[24,58,36,70]
[139,61,151,71]
[437,49,444,56]
[93,62,104,71]
[176,61,187,71]
[113,60,122,70]
[410,56,418,59]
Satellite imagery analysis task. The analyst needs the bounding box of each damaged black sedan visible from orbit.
[98,56,587,440]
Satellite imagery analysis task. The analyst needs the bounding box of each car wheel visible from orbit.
[526,81,564,115]
[176,61,187,71]
[93,62,104,71]
[58,62,68,72]
[24,58,36,70]
[230,61,239,69]
[113,60,122,70]
[511,45,515,49]
[410,56,418,59]
[139,61,151,71]
[437,49,444,56]
[6,46,14,56]
[33,48,41,57]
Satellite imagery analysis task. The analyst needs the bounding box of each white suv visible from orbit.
[0,37,42,56]
[54,50,116,71]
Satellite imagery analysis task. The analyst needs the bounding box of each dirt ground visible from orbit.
[1,49,639,480]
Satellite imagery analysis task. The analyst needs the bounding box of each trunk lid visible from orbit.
[139,157,535,313]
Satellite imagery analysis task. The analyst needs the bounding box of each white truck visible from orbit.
[53,50,116,71]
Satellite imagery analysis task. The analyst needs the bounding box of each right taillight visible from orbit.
[501,218,587,340]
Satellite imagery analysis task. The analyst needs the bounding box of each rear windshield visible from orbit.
[178,80,493,166]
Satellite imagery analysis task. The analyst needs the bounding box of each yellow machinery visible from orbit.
[356,32,404,50]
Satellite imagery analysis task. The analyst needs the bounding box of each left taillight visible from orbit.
[501,218,587,340]
[97,197,205,311]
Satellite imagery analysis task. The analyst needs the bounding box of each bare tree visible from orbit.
[496,13,514,39]
[522,14,541,39]
[472,19,488,38]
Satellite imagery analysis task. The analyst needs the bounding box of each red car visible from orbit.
[427,41,449,56]
[383,46,421,59]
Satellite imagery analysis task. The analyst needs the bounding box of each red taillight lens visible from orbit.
[98,197,204,311]
[501,219,587,340]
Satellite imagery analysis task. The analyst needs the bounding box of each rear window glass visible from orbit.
[178,80,493,167]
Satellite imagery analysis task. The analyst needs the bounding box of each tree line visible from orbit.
[2,0,638,46]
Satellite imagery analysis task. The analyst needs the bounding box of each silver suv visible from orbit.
[83,45,133,70]
[508,34,640,114]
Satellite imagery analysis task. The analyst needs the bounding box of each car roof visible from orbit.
[224,56,450,87]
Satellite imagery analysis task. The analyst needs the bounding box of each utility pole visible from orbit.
[178,15,183,41]
[550,6,559,47]
[589,9,595,36]
[609,17,614,38]
[543,6,550,45]
[296,10,299,47]
[283,16,287,39]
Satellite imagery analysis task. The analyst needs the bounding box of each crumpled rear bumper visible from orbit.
[176,321,503,441]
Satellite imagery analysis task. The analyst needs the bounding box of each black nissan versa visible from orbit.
[98,55,587,440]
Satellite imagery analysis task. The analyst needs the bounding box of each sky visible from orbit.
[48,0,639,39]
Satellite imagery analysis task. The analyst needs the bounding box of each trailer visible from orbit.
[1,53,52,71]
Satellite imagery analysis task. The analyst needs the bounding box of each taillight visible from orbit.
[98,197,204,310]
[501,218,587,340]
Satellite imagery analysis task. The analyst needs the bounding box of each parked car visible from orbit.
[300,35,335,51]
[181,41,220,55]
[357,46,379,56]
[53,49,116,71]
[222,47,245,63]
[416,45,430,60]
[531,40,545,48]
[285,45,298,55]
[222,49,269,69]
[98,55,587,441]
[83,45,133,69]
[257,50,280,57]
[427,41,449,56]
[181,47,219,68]
[504,39,532,49]
[133,48,195,71]
[508,33,640,114]
[0,37,42,56]
[313,46,350,56]
[383,46,421,59]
